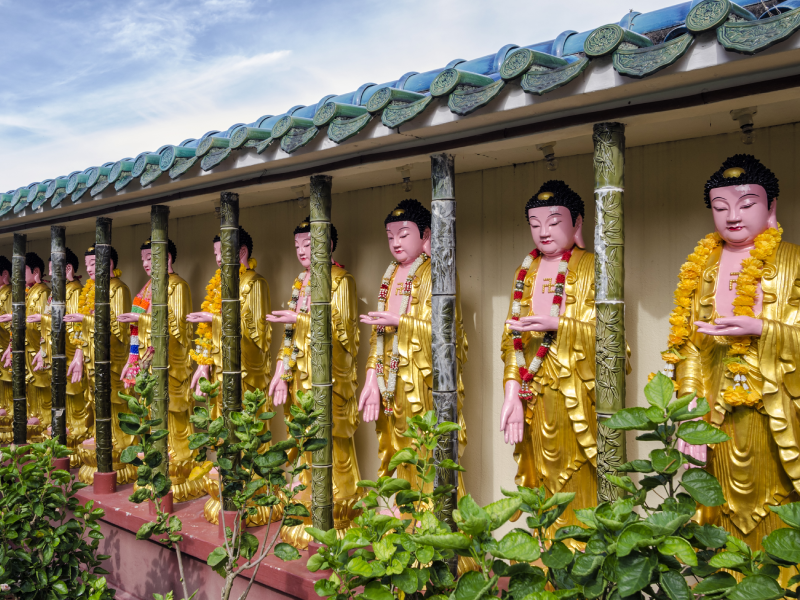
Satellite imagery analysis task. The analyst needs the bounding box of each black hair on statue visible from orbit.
[49,248,80,273]
[293,216,339,252]
[140,237,178,263]
[213,226,254,258]
[524,180,584,226]
[384,199,431,239]
[0,256,11,277]
[84,245,119,269]
[704,154,780,209]
[25,252,45,277]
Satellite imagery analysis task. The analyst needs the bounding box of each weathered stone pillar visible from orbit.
[220,192,242,512]
[50,226,68,445]
[592,122,628,503]
[11,233,26,444]
[309,174,333,532]
[150,206,170,485]
[430,153,458,529]
[94,218,114,476]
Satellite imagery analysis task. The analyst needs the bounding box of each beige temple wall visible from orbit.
[12,121,800,508]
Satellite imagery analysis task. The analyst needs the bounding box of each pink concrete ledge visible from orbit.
[74,479,327,600]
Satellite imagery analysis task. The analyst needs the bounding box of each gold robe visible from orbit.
[676,240,800,549]
[77,277,135,484]
[0,284,11,441]
[41,280,91,465]
[281,266,361,546]
[500,248,597,539]
[209,268,271,407]
[136,273,202,501]
[366,259,469,492]
[25,282,51,427]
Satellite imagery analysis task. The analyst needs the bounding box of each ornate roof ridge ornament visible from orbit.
[686,0,755,34]
[613,32,694,78]
[159,139,197,180]
[24,182,50,213]
[0,193,13,217]
[45,176,69,208]
[10,187,29,215]
[313,86,379,145]
[718,5,800,54]
[108,158,135,191]
[87,162,115,197]
[584,23,653,57]
[254,106,306,154]
[132,151,164,187]
[66,168,92,202]
[195,124,244,171]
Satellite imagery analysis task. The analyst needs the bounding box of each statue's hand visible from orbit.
[117,313,140,323]
[27,314,42,323]
[186,312,213,324]
[694,316,763,337]
[506,315,559,332]
[192,365,211,396]
[269,360,289,405]
[360,311,401,327]
[265,310,298,325]
[63,314,84,323]
[359,369,381,423]
[0,314,12,324]
[32,350,44,372]
[2,344,11,369]
[68,349,84,384]
[500,381,525,445]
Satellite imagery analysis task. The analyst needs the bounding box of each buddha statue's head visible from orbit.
[525,180,585,257]
[0,256,10,286]
[25,253,44,286]
[140,237,177,276]
[213,226,253,269]
[705,154,779,247]
[48,247,79,282]
[84,245,119,281]
[384,199,431,266]
[293,216,338,269]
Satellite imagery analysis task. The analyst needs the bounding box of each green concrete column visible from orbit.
[309,174,333,532]
[94,218,113,474]
[50,226,68,445]
[11,233,26,444]
[150,205,170,484]
[593,122,628,503]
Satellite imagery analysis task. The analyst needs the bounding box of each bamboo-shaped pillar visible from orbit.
[150,206,171,486]
[219,192,242,512]
[11,233,26,444]
[50,226,68,445]
[592,122,628,503]
[309,174,333,532]
[94,218,114,477]
[430,153,458,530]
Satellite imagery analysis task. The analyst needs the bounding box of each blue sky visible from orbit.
[0,0,681,191]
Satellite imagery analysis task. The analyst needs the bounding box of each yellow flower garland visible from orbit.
[68,269,122,346]
[190,259,254,366]
[663,226,782,408]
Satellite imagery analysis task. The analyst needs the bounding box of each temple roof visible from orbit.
[4,0,800,221]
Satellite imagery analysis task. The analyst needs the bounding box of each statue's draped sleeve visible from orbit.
[25,284,50,386]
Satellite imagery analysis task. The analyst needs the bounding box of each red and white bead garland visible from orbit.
[375,252,429,416]
[511,249,572,403]
[280,270,309,383]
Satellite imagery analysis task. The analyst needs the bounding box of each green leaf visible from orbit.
[657,536,697,566]
[553,525,593,542]
[388,447,418,472]
[541,541,572,569]
[670,396,710,422]
[487,530,540,562]
[709,551,748,570]
[616,552,656,597]
[484,496,522,530]
[618,460,653,473]
[120,445,142,464]
[605,474,637,494]
[676,421,729,445]
[452,571,498,600]
[692,524,728,549]
[207,546,227,568]
[437,458,465,472]
[273,542,300,562]
[305,527,337,547]
[136,522,157,540]
[693,572,738,595]
[681,468,725,507]
[392,568,418,594]
[769,502,800,528]
[659,570,692,600]
[572,552,604,578]
[650,449,683,474]
[51,581,69,596]
[313,578,338,598]
[361,581,393,600]
[378,477,411,497]
[616,523,657,558]
[413,533,471,550]
[645,372,675,409]
[303,438,327,452]
[727,575,785,600]
[240,531,260,560]
[453,494,490,536]
[306,552,326,572]
[645,511,691,537]
[763,528,800,563]
[416,544,434,565]
[604,407,656,431]
[346,556,374,577]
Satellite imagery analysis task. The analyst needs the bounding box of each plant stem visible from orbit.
[174,543,190,600]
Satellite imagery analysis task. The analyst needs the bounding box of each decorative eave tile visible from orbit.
[613,33,694,78]
[718,7,800,54]
[381,95,434,129]
[447,79,506,116]
[327,113,373,143]
[521,57,589,96]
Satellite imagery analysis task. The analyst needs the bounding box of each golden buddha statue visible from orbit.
[64,245,136,484]
[0,256,12,442]
[117,237,203,502]
[267,216,361,548]
[28,249,91,466]
[359,199,469,494]
[187,226,271,523]
[667,155,800,553]
[499,181,599,542]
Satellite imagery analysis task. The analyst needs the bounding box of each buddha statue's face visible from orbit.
[386,221,430,266]
[528,205,582,258]
[295,233,311,269]
[24,265,38,287]
[709,184,777,247]
[141,250,152,276]
[85,255,95,280]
